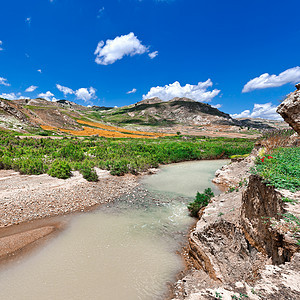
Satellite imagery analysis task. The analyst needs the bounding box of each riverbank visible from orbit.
[171,147,300,299]
[0,168,140,263]
[0,168,139,228]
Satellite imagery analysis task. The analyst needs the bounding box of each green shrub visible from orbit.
[80,166,98,182]
[48,160,71,179]
[109,160,129,176]
[188,188,214,217]
[17,157,45,175]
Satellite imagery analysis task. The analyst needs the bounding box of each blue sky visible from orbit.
[1,0,300,119]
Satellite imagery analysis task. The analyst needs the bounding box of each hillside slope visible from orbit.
[0,96,288,137]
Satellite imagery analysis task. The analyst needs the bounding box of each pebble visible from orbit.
[0,173,139,228]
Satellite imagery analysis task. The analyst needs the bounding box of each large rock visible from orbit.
[277,84,300,134]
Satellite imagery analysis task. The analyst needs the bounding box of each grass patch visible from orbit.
[254,147,300,192]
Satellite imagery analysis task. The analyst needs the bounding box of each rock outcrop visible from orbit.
[241,175,299,265]
[172,156,300,300]
[277,84,300,134]
[0,98,28,123]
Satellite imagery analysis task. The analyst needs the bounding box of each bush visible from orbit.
[80,166,98,182]
[48,160,71,179]
[188,188,214,217]
[17,157,45,175]
[109,160,129,176]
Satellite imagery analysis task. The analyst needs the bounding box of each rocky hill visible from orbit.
[102,97,239,126]
[0,96,289,138]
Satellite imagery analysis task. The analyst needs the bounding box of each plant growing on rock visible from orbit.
[188,188,214,217]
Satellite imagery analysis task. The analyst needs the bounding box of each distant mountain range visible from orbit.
[0,96,288,137]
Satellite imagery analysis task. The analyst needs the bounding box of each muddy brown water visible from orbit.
[0,160,228,300]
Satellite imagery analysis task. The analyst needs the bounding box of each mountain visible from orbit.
[101,97,237,126]
[0,96,288,137]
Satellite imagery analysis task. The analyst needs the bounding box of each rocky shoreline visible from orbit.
[171,150,300,300]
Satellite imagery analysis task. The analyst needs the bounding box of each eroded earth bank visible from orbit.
[172,148,300,300]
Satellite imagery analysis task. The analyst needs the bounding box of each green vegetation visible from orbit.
[80,166,98,182]
[282,197,298,205]
[0,130,254,180]
[231,293,249,300]
[254,147,300,192]
[48,160,71,179]
[230,154,249,159]
[188,188,214,217]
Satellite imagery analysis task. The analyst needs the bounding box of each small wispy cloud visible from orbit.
[127,88,137,94]
[37,69,42,73]
[25,85,38,92]
[148,51,158,59]
[56,84,74,96]
[0,77,10,86]
[97,7,105,18]
[0,40,3,51]
[243,66,300,93]
[212,104,222,109]
[25,17,31,25]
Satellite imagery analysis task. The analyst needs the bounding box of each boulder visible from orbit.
[277,84,300,134]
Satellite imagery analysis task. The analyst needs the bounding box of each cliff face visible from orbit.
[241,175,299,265]
[277,84,300,134]
[172,158,300,300]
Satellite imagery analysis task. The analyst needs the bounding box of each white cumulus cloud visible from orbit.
[143,80,220,102]
[0,93,29,100]
[94,32,152,65]
[127,88,137,94]
[55,84,97,104]
[243,66,300,93]
[0,77,10,86]
[231,103,282,120]
[25,85,38,92]
[37,69,42,73]
[38,91,55,101]
[75,87,96,103]
[56,84,74,96]
[148,51,158,59]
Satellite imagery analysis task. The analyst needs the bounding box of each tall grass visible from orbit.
[260,129,295,152]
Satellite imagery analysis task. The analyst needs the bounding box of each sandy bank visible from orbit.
[0,168,139,228]
[0,168,139,260]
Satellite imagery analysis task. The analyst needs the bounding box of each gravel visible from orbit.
[0,169,139,228]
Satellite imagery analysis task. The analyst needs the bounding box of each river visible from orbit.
[0,160,228,300]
